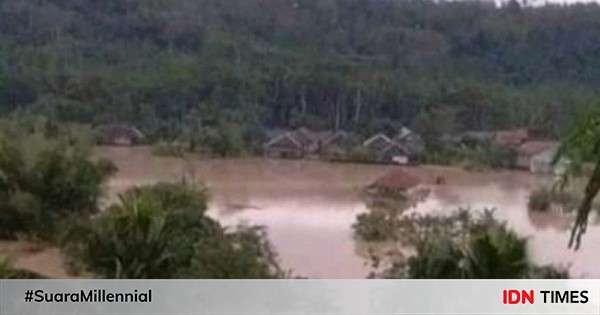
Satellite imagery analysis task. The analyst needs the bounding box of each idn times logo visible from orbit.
[502,289,589,305]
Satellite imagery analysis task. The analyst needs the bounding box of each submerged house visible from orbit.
[263,127,349,159]
[293,127,321,155]
[487,128,548,149]
[263,131,304,158]
[394,127,425,157]
[516,141,569,174]
[264,127,421,163]
[363,133,393,152]
[494,128,533,149]
[363,133,413,165]
[367,169,420,195]
[97,124,145,146]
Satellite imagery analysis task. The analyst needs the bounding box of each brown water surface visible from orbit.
[96,146,598,278]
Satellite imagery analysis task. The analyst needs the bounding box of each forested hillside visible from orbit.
[0,0,599,143]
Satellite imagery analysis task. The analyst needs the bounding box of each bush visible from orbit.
[371,209,568,279]
[345,146,377,163]
[190,225,283,278]
[528,187,552,211]
[353,211,399,242]
[0,116,116,239]
[0,258,44,279]
[62,182,284,278]
[460,144,516,171]
[528,186,579,212]
[422,142,516,171]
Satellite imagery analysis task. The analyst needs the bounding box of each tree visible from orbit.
[413,105,458,146]
[0,0,598,142]
[0,115,116,239]
[362,209,567,279]
[0,51,6,107]
[62,182,284,278]
[556,105,600,250]
[0,258,44,279]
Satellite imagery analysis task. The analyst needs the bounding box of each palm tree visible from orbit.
[404,224,530,279]
[378,210,564,279]
[62,182,284,278]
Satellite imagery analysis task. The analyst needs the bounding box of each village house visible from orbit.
[263,131,304,158]
[363,133,393,152]
[367,169,420,195]
[490,128,568,173]
[493,128,548,149]
[264,127,422,163]
[292,127,321,155]
[97,124,145,146]
[516,141,569,175]
[263,127,350,159]
[393,127,425,157]
[531,148,570,176]
[363,132,417,165]
[494,129,529,148]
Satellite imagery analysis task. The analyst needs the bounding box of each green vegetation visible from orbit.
[528,187,553,212]
[556,106,600,249]
[0,115,116,239]
[1,0,597,278]
[0,116,283,278]
[62,182,284,278]
[356,187,421,241]
[354,210,400,242]
[424,142,516,171]
[528,186,581,213]
[1,0,598,154]
[0,258,44,279]
[344,146,378,164]
[365,210,568,279]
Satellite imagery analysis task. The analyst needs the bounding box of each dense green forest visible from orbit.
[1,0,599,144]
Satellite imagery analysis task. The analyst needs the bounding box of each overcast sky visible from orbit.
[530,0,599,4]
[486,0,600,6]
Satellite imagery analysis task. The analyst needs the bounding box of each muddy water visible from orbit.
[96,146,599,278]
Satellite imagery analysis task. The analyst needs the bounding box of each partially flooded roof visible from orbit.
[370,169,420,190]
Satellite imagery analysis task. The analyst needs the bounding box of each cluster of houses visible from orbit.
[263,127,425,165]
[95,123,567,175]
[264,127,568,175]
[447,128,568,175]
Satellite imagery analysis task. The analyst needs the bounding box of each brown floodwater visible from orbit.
[95,146,600,278]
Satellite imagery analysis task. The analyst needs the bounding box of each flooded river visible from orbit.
[96,146,600,278]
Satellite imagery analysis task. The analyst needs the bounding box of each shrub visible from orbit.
[371,210,568,279]
[190,226,283,278]
[353,211,399,242]
[528,187,552,211]
[0,258,44,279]
[422,142,516,170]
[62,182,283,278]
[345,146,377,163]
[528,186,579,212]
[0,116,116,239]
